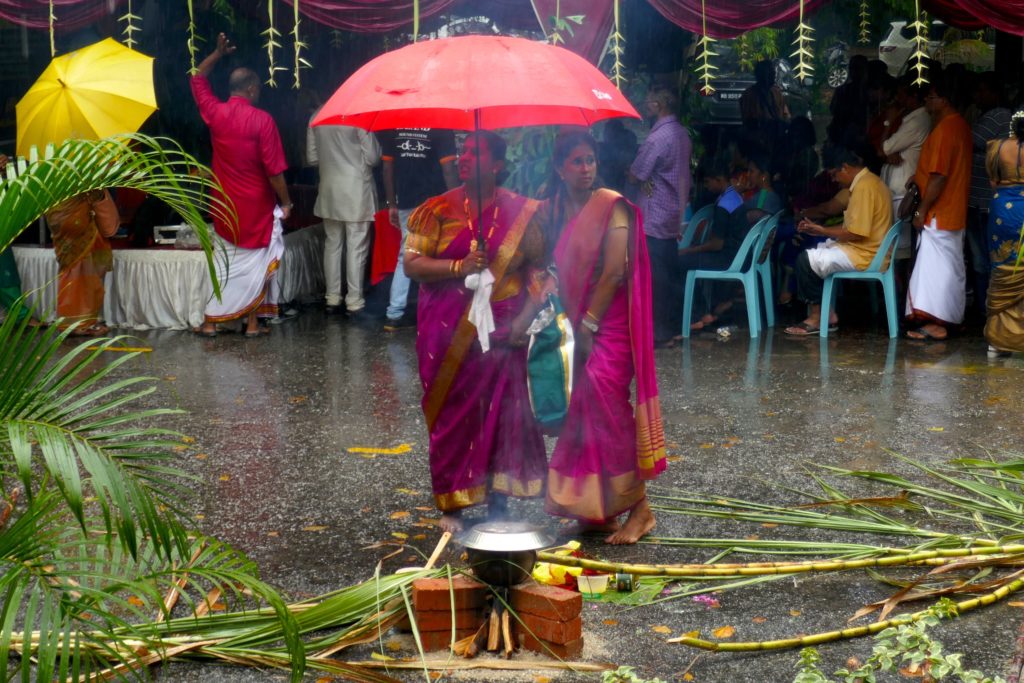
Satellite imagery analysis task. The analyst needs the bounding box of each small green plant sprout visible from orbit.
[794,600,1006,683]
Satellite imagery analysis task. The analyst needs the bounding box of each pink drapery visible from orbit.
[644,0,830,38]
[0,0,122,30]
[530,0,615,65]
[922,0,1024,36]
[279,0,455,32]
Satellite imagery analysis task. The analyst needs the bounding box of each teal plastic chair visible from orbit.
[753,211,782,329]
[818,221,904,339]
[678,204,714,249]
[681,212,779,339]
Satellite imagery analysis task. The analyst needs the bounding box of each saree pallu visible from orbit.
[48,195,114,327]
[546,189,667,523]
[985,185,1024,352]
[205,208,285,322]
[414,191,546,512]
[905,219,966,326]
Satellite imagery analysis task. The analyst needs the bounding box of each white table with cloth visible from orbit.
[12,224,325,330]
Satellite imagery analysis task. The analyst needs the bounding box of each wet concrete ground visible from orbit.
[98,307,1024,682]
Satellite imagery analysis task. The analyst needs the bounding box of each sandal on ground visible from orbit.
[906,326,947,341]
[195,326,217,338]
[785,320,839,336]
[69,323,109,337]
[244,325,271,338]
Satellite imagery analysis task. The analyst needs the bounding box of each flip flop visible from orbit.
[784,321,820,336]
[906,326,947,341]
[689,314,718,332]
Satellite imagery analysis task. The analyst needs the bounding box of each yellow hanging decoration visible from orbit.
[291,0,310,89]
[610,0,626,90]
[858,0,871,45]
[263,0,285,87]
[48,0,55,56]
[908,0,930,86]
[186,0,198,74]
[120,0,141,49]
[694,0,717,95]
[791,0,815,83]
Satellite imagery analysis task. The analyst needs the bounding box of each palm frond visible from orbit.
[0,134,233,298]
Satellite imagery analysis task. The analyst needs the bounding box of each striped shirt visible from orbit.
[630,116,692,240]
[970,107,1011,211]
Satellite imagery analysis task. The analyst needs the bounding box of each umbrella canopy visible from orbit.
[16,38,157,157]
[312,35,639,131]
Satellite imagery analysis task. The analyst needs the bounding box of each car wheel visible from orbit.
[827,65,848,88]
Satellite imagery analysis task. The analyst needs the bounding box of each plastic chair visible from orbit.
[677,204,714,249]
[753,212,781,329]
[681,212,779,339]
[818,221,904,339]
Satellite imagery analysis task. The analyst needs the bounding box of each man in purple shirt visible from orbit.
[629,86,692,346]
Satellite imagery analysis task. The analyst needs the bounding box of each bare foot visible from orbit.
[439,511,463,534]
[605,499,655,545]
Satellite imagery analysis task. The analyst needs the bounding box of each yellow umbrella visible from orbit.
[16,38,156,157]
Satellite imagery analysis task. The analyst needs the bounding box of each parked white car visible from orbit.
[878,21,940,76]
[879,20,994,75]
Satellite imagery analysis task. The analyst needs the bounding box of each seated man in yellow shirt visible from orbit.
[785,146,894,335]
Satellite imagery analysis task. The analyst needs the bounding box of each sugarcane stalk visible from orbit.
[671,573,1024,652]
[537,544,1024,577]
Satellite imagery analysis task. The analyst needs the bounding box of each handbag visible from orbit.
[898,180,921,222]
[526,293,574,433]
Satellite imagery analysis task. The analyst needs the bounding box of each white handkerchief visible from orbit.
[464,268,496,352]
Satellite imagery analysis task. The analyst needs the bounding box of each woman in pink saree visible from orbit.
[542,131,667,544]
[405,131,547,533]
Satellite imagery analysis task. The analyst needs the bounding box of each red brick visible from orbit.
[417,627,478,652]
[412,576,487,612]
[510,583,582,622]
[517,613,582,644]
[412,608,486,632]
[519,631,585,659]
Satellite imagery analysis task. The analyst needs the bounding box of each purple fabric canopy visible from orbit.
[280,0,456,32]
[645,0,830,38]
[0,0,123,30]
[923,0,1024,36]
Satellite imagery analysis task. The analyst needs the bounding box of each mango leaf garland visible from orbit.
[694,0,718,95]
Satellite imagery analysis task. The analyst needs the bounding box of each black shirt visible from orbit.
[379,129,456,210]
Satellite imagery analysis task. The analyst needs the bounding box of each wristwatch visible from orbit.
[580,317,599,334]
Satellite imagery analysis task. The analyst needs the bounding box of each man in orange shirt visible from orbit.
[905,75,971,340]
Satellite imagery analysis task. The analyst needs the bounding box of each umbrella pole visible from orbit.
[473,109,484,251]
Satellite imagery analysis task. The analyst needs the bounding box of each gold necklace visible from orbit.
[464,193,498,252]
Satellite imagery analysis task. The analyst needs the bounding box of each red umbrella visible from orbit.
[311,35,639,131]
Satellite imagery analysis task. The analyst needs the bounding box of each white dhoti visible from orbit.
[205,208,285,322]
[806,240,856,278]
[905,218,965,325]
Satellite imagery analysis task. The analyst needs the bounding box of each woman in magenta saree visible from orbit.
[543,132,667,544]
[405,131,547,533]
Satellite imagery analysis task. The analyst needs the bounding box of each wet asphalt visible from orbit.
[95,301,1024,682]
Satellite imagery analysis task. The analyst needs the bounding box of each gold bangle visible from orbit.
[454,259,463,276]
[448,259,455,274]
[585,310,601,324]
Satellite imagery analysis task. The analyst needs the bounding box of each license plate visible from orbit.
[718,92,742,100]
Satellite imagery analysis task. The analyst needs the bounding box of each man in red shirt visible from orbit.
[905,74,971,341]
[191,33,292,338]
